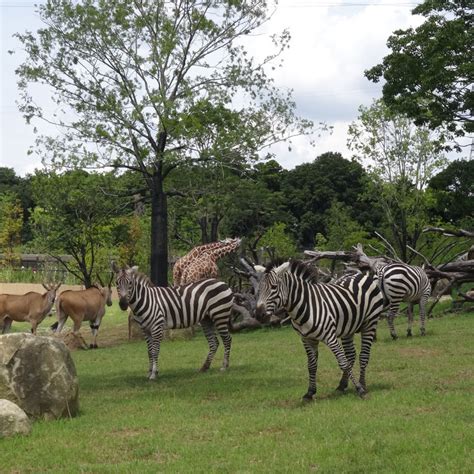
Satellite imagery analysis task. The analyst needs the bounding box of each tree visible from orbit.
[365,1,473,148]
[258,221,298,260]
[30,170,124,287]
[0,193,23,265]
[0,167,34,242]
[16,0,314,285]
[348,99,447,261]
[428,159,474,226]
[280,152,373,248]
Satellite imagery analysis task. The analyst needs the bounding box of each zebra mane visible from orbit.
[275,259,318,283]
[264,258,286,274]
[128,267,155,287]
[266,259,318,283]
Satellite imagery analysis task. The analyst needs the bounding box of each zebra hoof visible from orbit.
[302,393,315,402]
[336,384,347,393]
[199,366,210,373]
[406,330,412,337]
[391,334,398,341]
[420,330,426,336]
[357,387,367,399]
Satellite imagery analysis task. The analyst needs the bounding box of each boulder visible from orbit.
[0,399,32,438]
[0,333,79,420]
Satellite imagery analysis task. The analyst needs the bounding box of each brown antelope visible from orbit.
[0,283,62,334]
[53,274,113,348]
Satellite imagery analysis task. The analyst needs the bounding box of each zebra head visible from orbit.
[255,262,289,323]
[112,262,139,311]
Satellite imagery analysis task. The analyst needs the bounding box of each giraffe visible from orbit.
[173,238,241,286]
[172,240,230,287]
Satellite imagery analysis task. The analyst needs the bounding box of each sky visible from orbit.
[1,0,462,177]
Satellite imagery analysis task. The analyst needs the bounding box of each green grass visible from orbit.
[1,305,473,473]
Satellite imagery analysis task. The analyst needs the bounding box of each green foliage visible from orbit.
[365,0,473,147]
[318,201,380,252]
[280,152,375,248]
[428,159,474,224]
[0,167,34,242]
[30,170,124,286]
[1,309,473,472]
[111,214,150,269]
[258,222,298,259]
[0,193,23,265]
[348,99,447,261]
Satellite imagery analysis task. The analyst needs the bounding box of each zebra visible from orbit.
[255,260,385,401]
[377,263,431,340]
[112,264,234,379]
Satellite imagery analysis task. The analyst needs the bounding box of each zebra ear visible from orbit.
[131,266,139,272]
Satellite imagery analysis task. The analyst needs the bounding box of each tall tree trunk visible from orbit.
[150,172,168,286]
[199,216,209,244]
[210,215,220,242]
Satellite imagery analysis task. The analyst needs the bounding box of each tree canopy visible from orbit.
[365,0,473,149]
[348,99,447,261]
[15,0,314,285]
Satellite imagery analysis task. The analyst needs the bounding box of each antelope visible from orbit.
[0,283,62,334]
[53,274,113,348]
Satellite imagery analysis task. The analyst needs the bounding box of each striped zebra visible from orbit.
[255,260,385,401]
[377,263,431,340]
[113,264,234,379]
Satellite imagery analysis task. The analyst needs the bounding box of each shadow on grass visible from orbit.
[78,362,257,392]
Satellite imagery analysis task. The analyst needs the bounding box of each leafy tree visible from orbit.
[280,152,373,248]
[321,201,379,252]
[30,170,124,287]
[348,99,447,261]
[258,222,298,260]
[0,167,34,242]
[428,159,474,225]
[0,193,23,265]
[16,0,314,285]
[365,0,473,148]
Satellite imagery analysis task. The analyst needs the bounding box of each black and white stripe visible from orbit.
[377,263,431,339]
[256,260,385,401]
[114,266,234,379]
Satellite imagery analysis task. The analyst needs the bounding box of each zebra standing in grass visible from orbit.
[377,263,431,340]
[255,260,385,401]
[112,263,234,379]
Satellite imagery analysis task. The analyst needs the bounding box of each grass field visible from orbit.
[1,303,473,473]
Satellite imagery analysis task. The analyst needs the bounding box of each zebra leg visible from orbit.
[419,297,427,336]
[215,323,232,371]
[359,327,377,391]
[387,305,399,340]
[143,331,155,379]
[200,318,219,372]
[326,336,366,397]
[406,304,414,337]
[301,338,319,401]
[337,336,356,392]
[148,325,164,380]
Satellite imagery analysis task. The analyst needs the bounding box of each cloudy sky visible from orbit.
[1,0,435,176]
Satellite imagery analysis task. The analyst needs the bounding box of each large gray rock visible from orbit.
[0,399,32,438]
[0,333,79,420]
